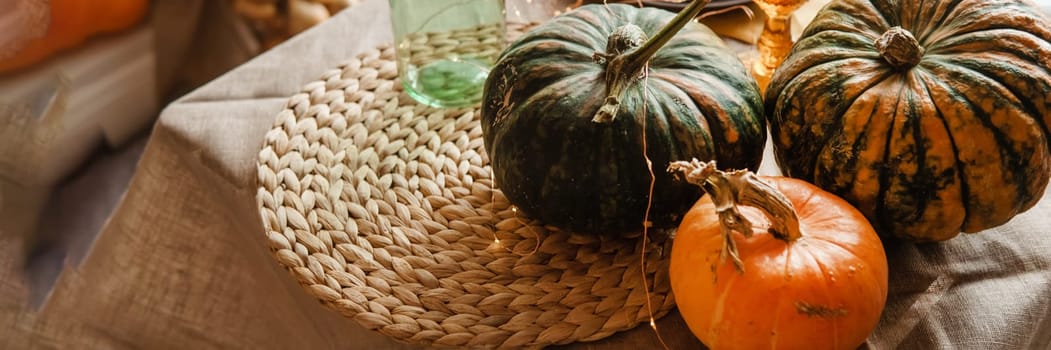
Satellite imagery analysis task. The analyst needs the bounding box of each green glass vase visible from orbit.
[389,0,506,108]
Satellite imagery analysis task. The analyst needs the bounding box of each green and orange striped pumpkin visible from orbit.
[481,1,765,233]
[766,0,1051,241]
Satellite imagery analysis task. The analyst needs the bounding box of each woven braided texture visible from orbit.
[402,23,505,67]
[256,24,675,349]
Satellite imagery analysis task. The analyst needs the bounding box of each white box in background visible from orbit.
[0,25,157,245]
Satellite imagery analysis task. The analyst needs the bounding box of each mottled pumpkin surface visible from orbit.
[481,4,765,234]
[766,0,1051,241]
[671,174,888,350]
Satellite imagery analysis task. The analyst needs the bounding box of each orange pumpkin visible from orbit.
[668,159,888,350]
[0,0,149,74]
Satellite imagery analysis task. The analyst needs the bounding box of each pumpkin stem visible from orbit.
[668,159,803,272]
[875,26,924,70]
[592,0,712,123]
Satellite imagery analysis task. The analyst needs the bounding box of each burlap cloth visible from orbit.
[3,0,1050,348]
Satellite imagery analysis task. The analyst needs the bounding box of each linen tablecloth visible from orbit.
[3,0,1050,348]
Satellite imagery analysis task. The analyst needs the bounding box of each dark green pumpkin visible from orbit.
[766,0,1051,241]
[481,2,765,234]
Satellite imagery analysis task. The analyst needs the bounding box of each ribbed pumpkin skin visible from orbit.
[671,176,888,350]
[766,0,1051,241]
[481,4,765,234]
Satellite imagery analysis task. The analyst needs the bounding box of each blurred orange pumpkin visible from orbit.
[668,159,888,350]
[0,0,149,74]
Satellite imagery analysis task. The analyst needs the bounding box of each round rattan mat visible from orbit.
[255,24,675,349]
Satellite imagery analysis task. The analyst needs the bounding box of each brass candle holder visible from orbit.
[752,0,808,92]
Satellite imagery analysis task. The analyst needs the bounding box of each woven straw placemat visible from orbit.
[255,23,675,348]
